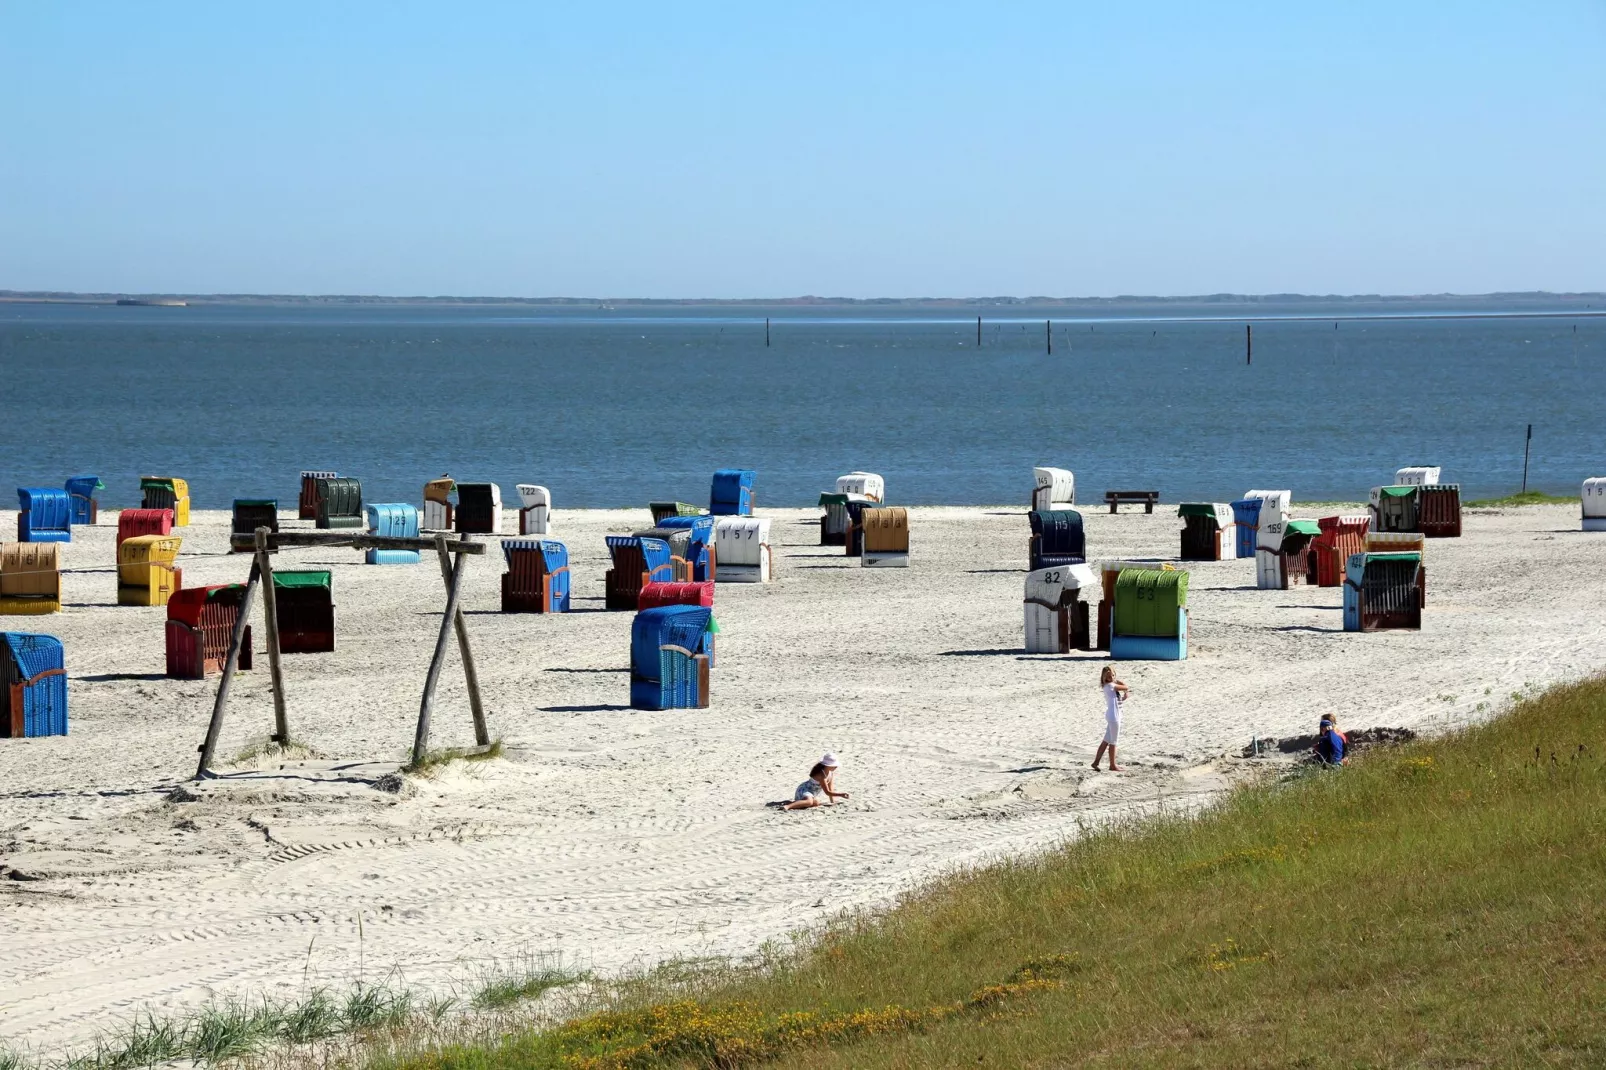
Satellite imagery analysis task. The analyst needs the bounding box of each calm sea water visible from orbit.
[2,301,1602,509]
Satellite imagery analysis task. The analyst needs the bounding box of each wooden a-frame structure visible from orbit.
[194,528,490,778]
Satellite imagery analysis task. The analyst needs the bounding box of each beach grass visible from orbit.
[1465,490,1577,508]
[2,984,418,1070]
[472,963,592,1012]
[372,675,1606,1069]
[404,740,505,776]
[230,738,321,766]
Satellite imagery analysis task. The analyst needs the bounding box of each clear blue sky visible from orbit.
[2,2,1602,298]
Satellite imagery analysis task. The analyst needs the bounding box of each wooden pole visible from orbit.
[412,538,470,766]
[1046,319,1051,355]
[254,527,289,746]
[765,318,770,347]
[195,561,261,778]
[1246,324,1253,365]
[435,534,488,746]
[977,316,981,347]
[1521,424,1532,493]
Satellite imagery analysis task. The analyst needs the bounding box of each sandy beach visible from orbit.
[1,501,1600,1052]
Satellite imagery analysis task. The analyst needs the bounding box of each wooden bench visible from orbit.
[1105,490,1160,514]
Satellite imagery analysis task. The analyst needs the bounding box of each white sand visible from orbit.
[1,503,1601,1050]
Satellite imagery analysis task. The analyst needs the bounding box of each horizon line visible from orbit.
[3,288,1605,307]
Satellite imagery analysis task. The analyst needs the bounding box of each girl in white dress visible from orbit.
[1093,666,1129,771]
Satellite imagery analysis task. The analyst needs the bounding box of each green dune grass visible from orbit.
[1464,491,1577,508]
[381,675,1606,1070]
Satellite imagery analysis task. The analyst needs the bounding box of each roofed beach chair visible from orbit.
[501,539,570,613]
[653,515,716,581]
[300,470,337,519]
[273,571,336,653]
[1251,491,1293,590]
[117,508,173,549]
[1417,485,1462,538]
[1343,552,1424,632]
[455,482,503,535]
[1394,466,1440,487]
[422,478,456,531]
[1093,559,1177,650]
[1583,477,1606,532]
[713,517,770,583]
[231,500,279,549]
[1030,509,1086,571]
[818,492,867,546]
[0,543,63,615]
[844,499,876,557]
[116,535,182,606]
[836,472,885,502]
[650,501,705,524]
[140,477,190,526]
[709,469,755,517]
[1024,562,1096,653]
[16,488,72,543]
[1032,467,1074,511]
[1178,503,1236,561]
[315,477,365,529]
[1369,486,1419,534]
[65,476,104,526]
[1,633,67,737]
[166,585,253,678]
[605,535,673,610]
[364,503,421,564]
[1311,514,1371,587]
[861,507,909,567]
[1110,568,1189,661]
[629,605,715,711]
[517,484,551,535]
[1271,519,1319,589]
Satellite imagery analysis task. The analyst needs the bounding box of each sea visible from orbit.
[2,300,1602,509]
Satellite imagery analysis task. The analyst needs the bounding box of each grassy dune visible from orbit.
[384,676,1606,1070]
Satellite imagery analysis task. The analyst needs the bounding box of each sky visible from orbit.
[2,2,1603,299]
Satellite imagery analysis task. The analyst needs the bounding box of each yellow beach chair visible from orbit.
[0,543,62,615]
[118,534,183,606]
[140,477,192,527]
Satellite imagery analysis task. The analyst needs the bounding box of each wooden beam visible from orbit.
[434,534,489,747]
[412,544,470,766]
[229,532,486,554]
[195,561,261,778]
[254,527,290,746]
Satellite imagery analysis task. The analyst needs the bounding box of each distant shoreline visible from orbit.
[2,289,1603,311]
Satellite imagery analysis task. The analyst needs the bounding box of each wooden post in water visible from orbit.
[254,527,289,746]
[1046,320,1052,355]
[1246,324,1253,365]
[765,318,770,347]
[413,535,471,766]
[195,561,262,778]
[977,316,982,347]
[1521,424,1532,493]
[435,535,489,746]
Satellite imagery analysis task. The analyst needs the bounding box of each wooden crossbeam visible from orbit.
[228,531,486,554]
